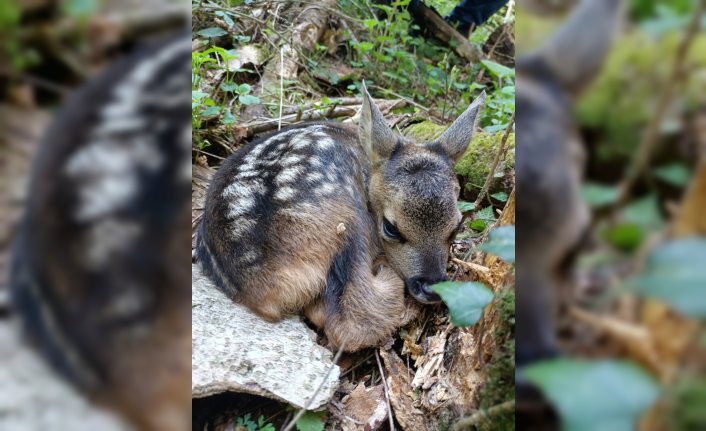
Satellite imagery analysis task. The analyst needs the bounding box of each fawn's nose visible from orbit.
[406,275,445,303]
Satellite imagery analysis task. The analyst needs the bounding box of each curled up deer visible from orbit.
[196,85,486,351]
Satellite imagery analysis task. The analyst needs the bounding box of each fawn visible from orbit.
[197,85,486,351]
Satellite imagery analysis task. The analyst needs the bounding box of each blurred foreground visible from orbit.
[1,1,191,430]
[516,0,706,430]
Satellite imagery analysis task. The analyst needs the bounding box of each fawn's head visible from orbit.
[359,84,485,303]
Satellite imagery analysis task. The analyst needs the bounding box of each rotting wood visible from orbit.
[260,0,337,89]
[408,1,483,64]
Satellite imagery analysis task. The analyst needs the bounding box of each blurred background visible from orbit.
[1,0,190,430]
[516,0,706,430]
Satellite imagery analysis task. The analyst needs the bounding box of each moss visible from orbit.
[477,288,515,431]
[455,132,515,192]
[576,32,706,161]
[403,120,448,142]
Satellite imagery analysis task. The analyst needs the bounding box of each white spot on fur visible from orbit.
[318,183,337,196]
[241,249,260,263]
[317,136,335,150]
[85,218,142,268]
[307,172,324,182]
[66,138,162,221]
[223,180,265,219]
[275,165,304,186]
[237,170,260,179]
[275,186,296,201]
[65,37,188,222]
[280,153,305,166]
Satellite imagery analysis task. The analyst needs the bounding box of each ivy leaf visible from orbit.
[626,237,706,317]
[457,201,475,212]
[480,225,515,263]
[523,359,660,431]
[196,27,228,38]
[653,163,691,187]
[491,191,509,202]
[431,281,493,327]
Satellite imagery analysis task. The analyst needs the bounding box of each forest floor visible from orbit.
[190,1,516,431]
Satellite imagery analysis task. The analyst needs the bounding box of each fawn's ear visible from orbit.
[433,91,486,163]
[358,82,398,162]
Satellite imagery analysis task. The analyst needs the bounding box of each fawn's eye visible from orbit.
[382,217,403,242]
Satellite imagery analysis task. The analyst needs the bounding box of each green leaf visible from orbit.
[603,222,644,252]
[469,219,487,231]
[221,110,236,125]
[457,201,475,212]
[626,237,706,317]
[623,194,662,231]
[220,82,239,92]
[431,281,494,327]
[237,83,252,95]
[654,163,691,187]
[62,0,97,17]
[581,183,619,208]
[480,60,515,79]
[491,191,509,202]
[480,225,515,263]
[295,411,325,431]
[239,94,261,105]
[196,27,228,38]
[523,359,660,431]
[214,11,235,29]
[192,91,209,101]
[475,205,496,221]
[201,106,221,117]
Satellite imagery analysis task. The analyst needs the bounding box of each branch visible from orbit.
[617,0,705,203]
[473,113,515,210]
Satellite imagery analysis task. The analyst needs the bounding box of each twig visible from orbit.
[473,113,515,210]
[617,0,705,203]
[191,147,225,160]
[451,258,492,280]
[278,47,284,131]
[281,338,348,431]
[370,85,431,113]
[451,399,515,430]
[243,105,359,135]
[375,349,395,431]
[0,66,70,96]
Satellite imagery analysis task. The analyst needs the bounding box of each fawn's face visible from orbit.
[359,85,485,303]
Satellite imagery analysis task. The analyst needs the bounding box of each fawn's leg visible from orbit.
[324,263,419,352]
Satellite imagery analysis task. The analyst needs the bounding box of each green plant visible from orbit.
[524,359,660,431]
[235,413,276,431]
